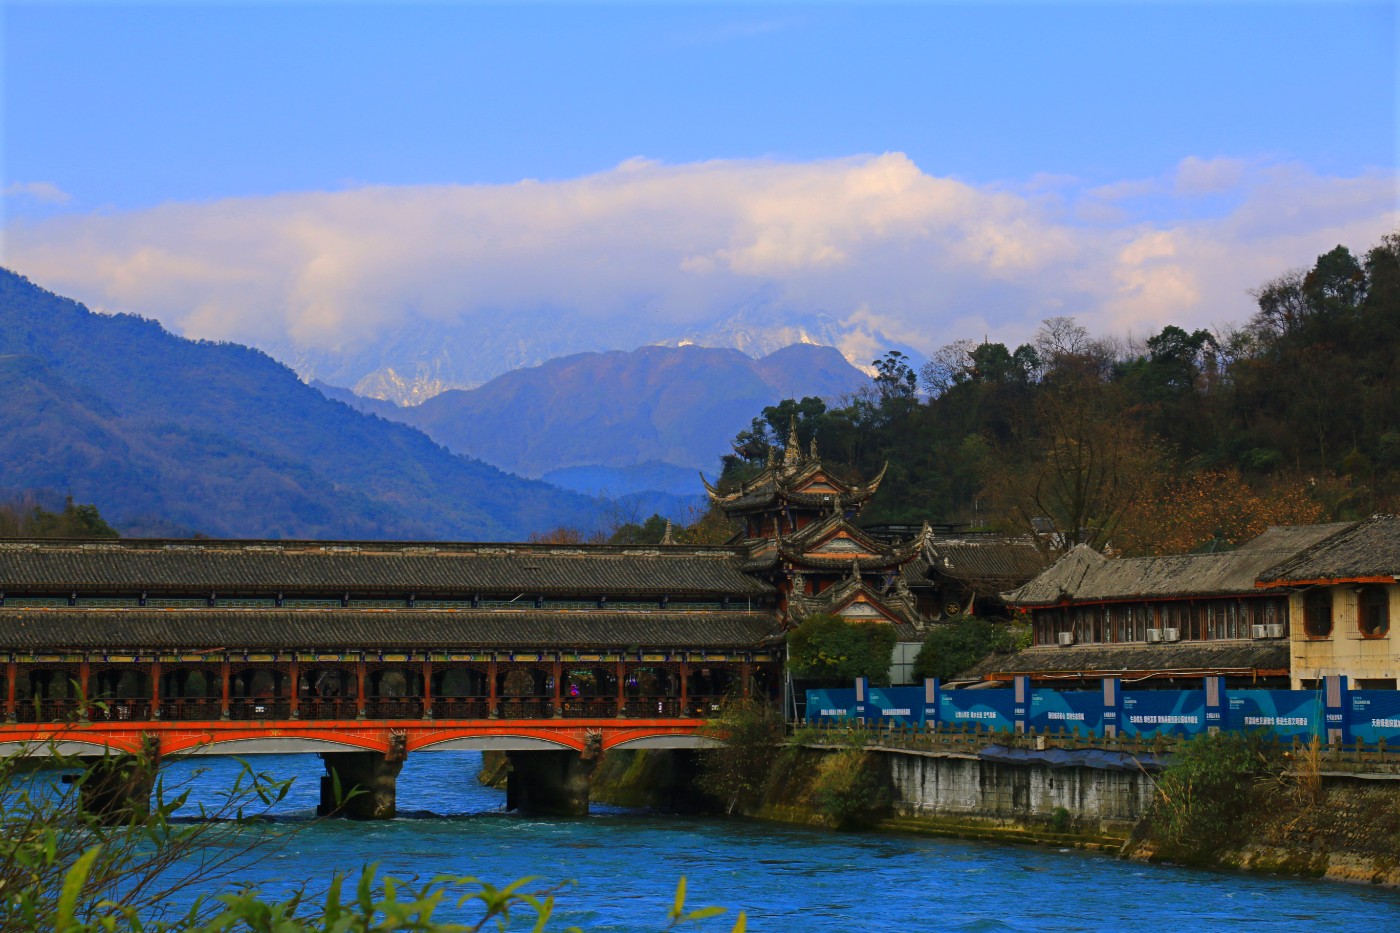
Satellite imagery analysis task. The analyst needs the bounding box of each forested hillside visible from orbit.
[718,234,1400,556]
[0,271,604,539]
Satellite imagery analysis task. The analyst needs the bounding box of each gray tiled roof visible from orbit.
[1257,515,1400,585]
[0,609,783,651]
[916,536,1048,587]
[0,540,773,598]
[1003,523,1352,607]
[963,641,1291,678]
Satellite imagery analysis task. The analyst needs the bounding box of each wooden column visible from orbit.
[422,658,433,719]
[356,657,367,719]
[150,660,162,720]
[220,660,231,719]
[78,660,91,721]
[741,660,753,699]
[551,656,562,718]
[679,659,690,718]
[288,658,299,719]
[487,657,498,718]
[5,659,16,721]
[615,659,626,718]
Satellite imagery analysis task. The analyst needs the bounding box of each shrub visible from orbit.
[912,615,1029,681]
[697,697,786,814]
[1148,731,1273,863]
[786,615,897,686]
[810,748,891,829]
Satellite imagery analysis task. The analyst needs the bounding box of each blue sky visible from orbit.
[2,2,1396,372]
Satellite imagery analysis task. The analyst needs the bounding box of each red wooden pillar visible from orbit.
[151,660,162,720]
[288,658,299,719]
[615,659,626,718]
[220,659,231,719]
[551,656,562,718]
[78,660,91,720]
[741,660,753,699]
[5,659,16,721]
[356,658,367,719]
[487,657,498,718]
[679,659,690,719]
[422,658,433,719]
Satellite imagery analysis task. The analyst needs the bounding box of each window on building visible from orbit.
[1303,589,1333,638]
[1358,586,1391,638]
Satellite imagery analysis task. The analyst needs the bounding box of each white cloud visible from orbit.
[1174,156,1248,196]
[2,154,1395,366]
[3,181,72,204]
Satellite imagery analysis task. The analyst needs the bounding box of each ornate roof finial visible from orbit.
[783,415,801,467]
[809,434,818,460]
[660,520,674,545]
[849,557,862,580]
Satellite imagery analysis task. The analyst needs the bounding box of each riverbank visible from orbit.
[586,744,1400,887]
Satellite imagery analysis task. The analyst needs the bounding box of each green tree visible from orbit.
[912,615,1029,681]
[786,615,897,686]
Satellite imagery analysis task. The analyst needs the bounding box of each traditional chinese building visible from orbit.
[702,422,929,632]
[0,538,784,725]
[975,523,1353,688]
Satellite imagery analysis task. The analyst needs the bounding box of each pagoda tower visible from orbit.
[702,419,929,629]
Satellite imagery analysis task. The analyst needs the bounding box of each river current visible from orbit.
[158,753,1397,932]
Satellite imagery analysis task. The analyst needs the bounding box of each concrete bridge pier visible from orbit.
[504,749,596,816]
[74,736,160,824]
[318,735,407,819]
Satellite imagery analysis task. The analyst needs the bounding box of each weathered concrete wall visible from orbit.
[874,750,1150,848]
[886,751,1152,835]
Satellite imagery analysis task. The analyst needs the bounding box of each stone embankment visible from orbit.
[582,741,1400,886]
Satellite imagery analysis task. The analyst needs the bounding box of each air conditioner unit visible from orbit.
[1145,629,1163,643]
[1251,624,1268,639]
[1266,623,1285,639]
[1057,631,1075,647]
[1163,627,1181,642]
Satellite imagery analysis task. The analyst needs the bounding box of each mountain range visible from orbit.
[0,270,604,540]
[278,302,903,405]
[313,343,869,481]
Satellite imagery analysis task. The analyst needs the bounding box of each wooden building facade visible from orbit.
[0,539,785,723]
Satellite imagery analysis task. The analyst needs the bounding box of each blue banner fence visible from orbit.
[805,675,1400,744]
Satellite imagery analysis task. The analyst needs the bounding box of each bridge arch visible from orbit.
[606,734,723,750]
[165,734,384,756]
[0,738,135,757]
[413,732,581,752]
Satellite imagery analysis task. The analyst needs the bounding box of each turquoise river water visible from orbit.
[152,752,1397,932]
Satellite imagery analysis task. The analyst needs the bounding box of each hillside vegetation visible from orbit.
[718,234,1399,556]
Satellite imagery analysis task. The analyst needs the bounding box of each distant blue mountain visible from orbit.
[0,270,604,540]
[317,343,870,480]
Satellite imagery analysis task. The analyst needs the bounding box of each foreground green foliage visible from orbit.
[1147,731,1274,863]
[912,615,1030,681]
[786,615,897,686]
